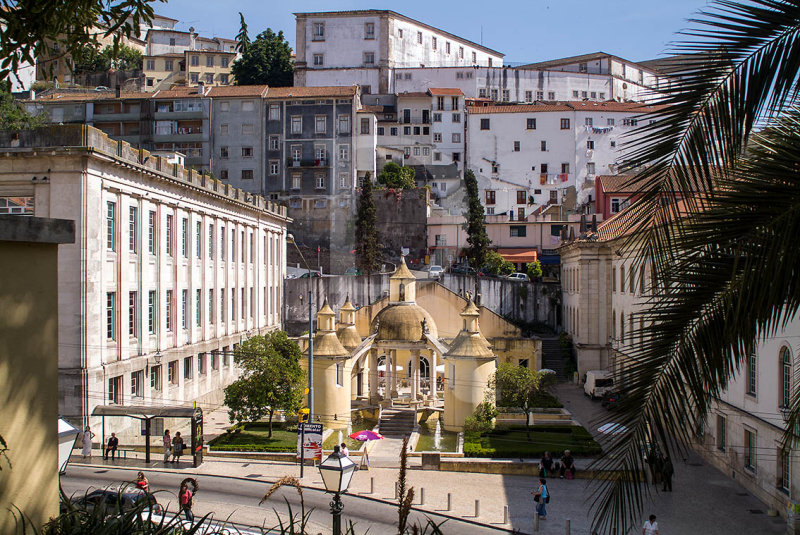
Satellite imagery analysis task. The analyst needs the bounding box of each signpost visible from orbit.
[297,422,323,477]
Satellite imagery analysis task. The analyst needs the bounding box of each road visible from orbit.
[62,465,507,534]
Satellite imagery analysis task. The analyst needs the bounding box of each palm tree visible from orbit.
[591,1,800,533]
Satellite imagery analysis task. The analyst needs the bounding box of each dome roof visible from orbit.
[371,303,438,341]
[337,325,362,351]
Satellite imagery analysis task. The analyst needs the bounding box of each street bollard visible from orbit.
[565,518,571,534]
[446,492,452,511]
[474,499,480,518]
[534,512,540,532]
[503,505,509,524]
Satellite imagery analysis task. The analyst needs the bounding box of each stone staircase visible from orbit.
[378,408,417,436]
[540,336,568,377]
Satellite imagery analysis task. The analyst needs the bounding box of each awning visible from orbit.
[539,254,561,265]
[91,404,198,419]
[496,248,538,264]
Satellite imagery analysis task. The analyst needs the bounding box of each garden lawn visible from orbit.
[208,422,297,452]
[464,425,601,458]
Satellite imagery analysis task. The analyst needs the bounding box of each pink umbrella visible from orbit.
[349,430,384,441]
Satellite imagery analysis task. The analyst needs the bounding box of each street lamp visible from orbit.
[286,233,314,422]
[319,446,357,535]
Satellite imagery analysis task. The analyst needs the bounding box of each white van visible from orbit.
[584,370,614,400]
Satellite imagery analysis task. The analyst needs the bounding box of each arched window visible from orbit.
[611,309,616,339]
[781,346,792,408]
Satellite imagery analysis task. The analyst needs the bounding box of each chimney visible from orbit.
[591,214,597,232]
[579,214,587,233]
[189,27,196,50]
[115,85,121,98]
[196,81,204,95]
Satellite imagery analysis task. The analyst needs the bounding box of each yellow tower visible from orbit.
[336,295,362,351]
[442,299,497,431]
[308,298,351,428]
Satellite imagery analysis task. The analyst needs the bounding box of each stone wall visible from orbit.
[373,187,429,261]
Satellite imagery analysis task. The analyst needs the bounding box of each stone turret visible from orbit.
[308,298,350,427]
[336,295,362,351]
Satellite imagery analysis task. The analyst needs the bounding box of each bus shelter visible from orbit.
[91,405,204,466]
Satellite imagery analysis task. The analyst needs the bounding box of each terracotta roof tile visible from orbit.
[152,86,209,99]
[567,100,666,113]
[265,86,358,98]
[24,91,149,102]
[397,91,430,99]
[207,85,268,98]
[428,88,464,96]
[467,103,574,114]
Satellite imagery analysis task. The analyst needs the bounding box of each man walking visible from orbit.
[661,455,674,492]
[104,432,119,460]
[642,514,659,535]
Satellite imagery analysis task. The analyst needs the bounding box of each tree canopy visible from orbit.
[463,169,490,271]
[376,161,416,189]
[73,44,142,73]
[526,260,543,280]
[483,250,514,276]
[355,172,381,278]
[0,84,45,131]
[224,331,305,437]
[0,0,157,82]
[231,27,293,87]
[235,12,250,54]
[489,364,556,440]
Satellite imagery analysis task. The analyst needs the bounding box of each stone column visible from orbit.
[390,349,398,398]
[368,349,379,402]
[428,349,437,401]
[414,350,421,401]
[410,350,418,401]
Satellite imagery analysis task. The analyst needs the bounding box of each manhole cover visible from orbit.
[245,474,261,478]
[749,509,764,514]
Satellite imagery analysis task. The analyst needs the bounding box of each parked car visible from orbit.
[65,486,163,517]
[298,271,322,278]
[428,265,444,279]
[601,390,623,410]
[450,265,476,275]
[344,267,362,276]
[584,369,615,400]
[506,272,530,282]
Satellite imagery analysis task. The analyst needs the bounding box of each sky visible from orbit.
[152,0,712,64]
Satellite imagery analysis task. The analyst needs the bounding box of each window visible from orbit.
[433,152,441,161]
[486,206,494,215]
[315,115,326,134]
[108,376,122,404]
[205,73,213,84]
[581,91,588,99]
[781,450,791,492]
[291,116,302,134]
[169,37,176,46]
[478,88,487,98]
[517,190,527,204]
[165,214,173,256]
[231,289,236,322]
[148,291,156,334]
[316,174,326,189]
[744,429,756,471]
[242,147,253,158]
[510,225,526,237]
[403,126,411,136]
[451,112,461,123]
[220,74,229,85]
[106,292,116,340]
[338,144,350,160]
[611,198,621,213]
[190,55,199,67]
[221,57,229,68]
[269,105,280,120]
[165,290,173,332]
[363,52,375,65]
[242,123,254,135]
[241,287,246,317]
[541,140,547,152]
[587,140,595,150]
[131,370,143,397]
[196,289,202,326]
[269,135,280,150]
[561,163,570,174]
[220,124,229,136]
[338,115,350,133]
[241,169,253,180]
[610,140,616,148]
[502,90,510,101]
[364,22,375,39]
[548,91,555,100]
[313,54,324,66]
[629,265,635,293]
[241,230,245,262]
[195,221,202,259]
[623,117,638,126]
[485,190,496,205]
[459,46,464,59]
[127,206,137,252]
[339,173,348,188]
[513,141,520,152]
[336,363,344,386]
[184,356,193,380]
[432,36,437,50]
[147,210,156,253]
[180,217,187,257]
[423,147,430,156]
[587,162,596,175]
[360,117,370,134]
[106,201,116,251]
[526,118,536,130]
[146,59,155,70]
[417,31,422,44]
[168,361,178,385]
[747,352,757,396]
[445,42,451,54]
[413,146,420,156]
[472,51,477,63]
[449,133,460,144]
[599,92,605,99]
[127,291,137,337]
[390,127,398,136]
[607,118,615,126]
[150,365,162,391]
[560,118,570,129]
[198,353,206,374]
[452,152,460,162]
[781,347,792,408]
[479,117,491,130]
[398,29,403,38]
[524,91,533,102]
[220,146,229,159]
[313,22,325,40]
[377,126,384,135]
[585,117,593,126]
[269,160,279,175]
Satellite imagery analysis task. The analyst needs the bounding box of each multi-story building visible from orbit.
[0,125,289,434]
[293,10,504,94]
[143,27,236,91]
[466,100,662,218]
[151,85,212,169]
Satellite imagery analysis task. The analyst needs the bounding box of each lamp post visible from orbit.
[319,446,357,535]
[286,234,314,422]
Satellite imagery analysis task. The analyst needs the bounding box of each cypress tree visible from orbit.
[355,173,381,288]
[464,169,490,271]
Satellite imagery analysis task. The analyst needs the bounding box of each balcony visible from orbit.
[153,126,205,143]
[154,109,205,120]
[539,173,570,185]
[286,157,329,168]
[93,112,140,122]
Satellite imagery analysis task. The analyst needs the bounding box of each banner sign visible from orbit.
[296,423,323,461]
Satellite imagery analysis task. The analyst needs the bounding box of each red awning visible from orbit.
[496,248,538,263]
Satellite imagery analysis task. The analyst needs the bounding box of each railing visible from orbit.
[286,157,329,167]
[539,173,570,185]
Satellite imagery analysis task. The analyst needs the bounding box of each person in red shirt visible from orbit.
[135,472,149,493]
[179,481,194,522]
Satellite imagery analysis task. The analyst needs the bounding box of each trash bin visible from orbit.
[421,452,440,470]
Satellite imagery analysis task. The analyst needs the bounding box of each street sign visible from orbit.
[297,423,323,461]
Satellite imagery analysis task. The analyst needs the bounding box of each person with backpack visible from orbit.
[532,477,549,520]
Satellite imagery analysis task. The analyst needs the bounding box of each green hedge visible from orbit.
[209,444,295,452]
[463,425,602,458]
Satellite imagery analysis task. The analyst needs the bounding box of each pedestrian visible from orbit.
[135,471,149,493]
[171,431,184,463]
[560,449,576,479]
[179,480,194,522]
[539,451,555,478]
[642,514,659,535]
[82,426,95,459]
[104,432,119,460]
[532,477,549,520]
[646,445,659,485]
[340,442,349,457]
[661,455,674,492]
[163,429,172,464]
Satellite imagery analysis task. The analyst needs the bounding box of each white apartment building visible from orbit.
[293,10,504,94]
[0,125,289,436]
[466,100,661,218]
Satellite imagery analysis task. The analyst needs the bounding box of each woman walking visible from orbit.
[533,478,549,520]
[135,471,149,493]
[178,478,197,522]
[171,431,184,464]
[81,426,95,459]
[162,430,172,464]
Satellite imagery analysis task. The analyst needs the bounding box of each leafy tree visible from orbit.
[224,331,305,438]
[490,363,555,441]
[463,400,498,434]
[483,250,514,276]
[355,173,381,301]
[231,28,293,87]
[73,44,142,73]
[591,2,800,533]
[0,0,157,82]
[376,161,416,189]
[463,169,490,271]
[235,12,250,54]
[0,84,45,131]
[526,260,543,280]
